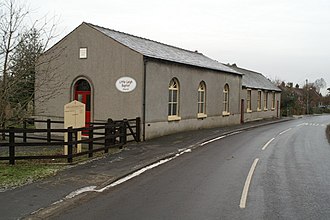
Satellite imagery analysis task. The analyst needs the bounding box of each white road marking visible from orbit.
[239,158,259,209]
[279,128,292,135]
[262,138,275,151]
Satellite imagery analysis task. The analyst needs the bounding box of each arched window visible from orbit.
[168,78,180,120]
[73,78,92,128]
[223,84,230,115]
[75,79,91,91]
[198,81,207,118]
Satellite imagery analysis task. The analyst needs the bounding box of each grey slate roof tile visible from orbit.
[86,23,240,75]
[227,64,281,92]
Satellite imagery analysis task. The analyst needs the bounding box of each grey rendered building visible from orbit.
[35,22,278,140]
[227,64,281,122]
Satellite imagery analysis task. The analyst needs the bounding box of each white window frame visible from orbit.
[247,89,252,113]
[264,91,268,111]
[79,47,88,59]
[168,78,181,121]
[257,90,262,111]
[222,84,230,116]
[197,81,207,118]
[271,92,276,110]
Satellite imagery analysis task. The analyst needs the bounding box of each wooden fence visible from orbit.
[0,117,141,165]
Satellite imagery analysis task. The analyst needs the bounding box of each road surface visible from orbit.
[51,115,330,219]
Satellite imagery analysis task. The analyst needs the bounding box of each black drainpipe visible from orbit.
[142,57,147,141]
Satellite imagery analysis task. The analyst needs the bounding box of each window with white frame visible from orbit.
[223,84,230,115]
[247,89,252,112]
[197,81,207,118]
[264,91,268,110]
[168,78,180,120]
[257,90,262,111]
[79,47,88,59]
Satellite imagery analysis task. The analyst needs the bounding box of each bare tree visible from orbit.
[0,0,27,130]
[0,0,65,136]
[314,78,327,93]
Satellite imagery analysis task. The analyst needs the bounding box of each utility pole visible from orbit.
[306,79,309,115]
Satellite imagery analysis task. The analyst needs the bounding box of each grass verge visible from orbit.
[0,146,122,191]
[0,162,64,191]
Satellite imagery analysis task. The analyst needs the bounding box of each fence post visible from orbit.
[9,127,15,165]
[23,119,27,143]
[67,127,73,163]
[74,129,78,151]
[1,122,5,140]
[88,125,94,158]
[136,117,141,142]
[47,119,51,143]
[108,118,115,145]
[120,119,127,145]
[105,119,113,153]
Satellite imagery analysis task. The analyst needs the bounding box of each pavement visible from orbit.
[0,117,292,220]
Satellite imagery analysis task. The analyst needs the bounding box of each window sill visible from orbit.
[168,116,181,121]
[222,111,230,116]
[197,113,207,119]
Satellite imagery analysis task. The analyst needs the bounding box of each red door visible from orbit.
[74,79,91,128]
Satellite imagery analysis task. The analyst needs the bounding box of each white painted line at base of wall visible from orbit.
[200,131,242,146]
[239,158,259,209]
[279,128,292,135]
[229,131,243,136]
[261,138,275,151]
[47,148,193,208]
[64,186,97,199]
[200,135,226,146]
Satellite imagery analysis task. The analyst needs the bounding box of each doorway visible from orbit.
[74,79,91,128]
[241,99,245,124]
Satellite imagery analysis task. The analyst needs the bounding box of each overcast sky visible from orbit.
[28,0,330,94]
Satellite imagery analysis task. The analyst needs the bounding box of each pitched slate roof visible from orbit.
[86,23,240,75]
[227,64,281,92]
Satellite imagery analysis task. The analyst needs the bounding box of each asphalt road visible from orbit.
[52,115,330,220]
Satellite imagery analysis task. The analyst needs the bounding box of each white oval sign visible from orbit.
[115,77,137,93]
